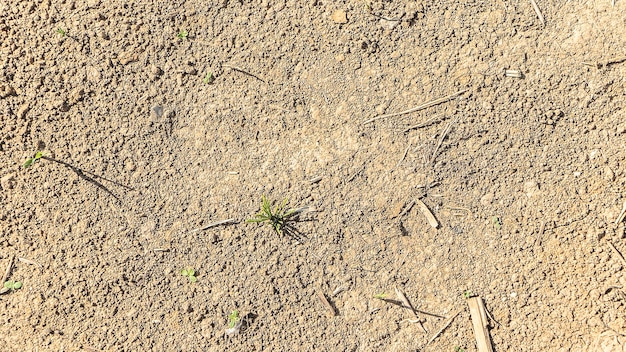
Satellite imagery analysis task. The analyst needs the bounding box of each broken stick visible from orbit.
[467,296,494,352]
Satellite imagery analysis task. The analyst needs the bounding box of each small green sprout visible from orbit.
[176,30,188,40]
[23,151,46,168]
[203,72,215,84]
[246,195,296,237]
[228,310,240,328]
[4,280,22,291]
[374,292,387,299]
[492,216,502,230]
[181,268,197,283]
[463,290,472,299]
[455,347,465,352]
[57,28,66,37]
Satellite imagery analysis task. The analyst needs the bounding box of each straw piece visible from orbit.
[415,198,439,229]
[529,0,545,25]
[467,296,494,352]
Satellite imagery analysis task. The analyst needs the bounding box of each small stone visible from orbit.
[524,180,540,198]
[0,83,16,98]
[380,18,400,30]
[335,54,345,62]
[510,292,517,298]
[68,88,84,106]
[1,173,16,190]
[331,9,348,24]
[16,104,29,119]
[86,66,101,83]
[604,166,615,181]
[388,201,406,218]
[480,192,494,206]
[152,106,163,118]
[119,52,139,65]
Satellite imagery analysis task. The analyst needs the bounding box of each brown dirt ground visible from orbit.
[1,0,626,351]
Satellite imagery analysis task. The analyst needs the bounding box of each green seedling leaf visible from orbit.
[23,150,46,168]
[492,216,502,230]
[188,275,197,283]
[181,269,189,276]
[463,290,472,299]
[203,72,215,84]
[374,292,387,299]
[57,28,66,36]
[247,195,297,237]
[187,269,195,276]
[177,30,188,40]
[228,310,239,328]
[4,280,22,290]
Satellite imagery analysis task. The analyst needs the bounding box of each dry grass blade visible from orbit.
[190,218,236,233]
[425,308,462,347]
[608,241,626,267]
[18,257,42,268]
[363,89,467,124]
[403,114,444,132]
[223,64,266,83]
[317,290,336,316]
[395,287,427,333]
[616,200,626,225]
[529,0,545,26]
[0,255,15,294]
[415,198,439,229]
[430,118,455,165]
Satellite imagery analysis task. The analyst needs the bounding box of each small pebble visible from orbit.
[331,9,348,24]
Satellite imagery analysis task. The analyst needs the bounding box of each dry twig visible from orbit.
[395,287,427,333]
[425,308,462,347]
[363,89,467,124]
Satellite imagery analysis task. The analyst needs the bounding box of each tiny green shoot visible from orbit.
[463,290,472,299]
[177,30,188,40]
[492,216,502,230]
[246,195,296,237]
[455,347,465,352]
[228,310,240,328]
[23,151,46,168]
[374,292,387,299]
[4,280,22,291]
[203,72,215,84]
[57,28,66,37]
[181,268,197,283]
